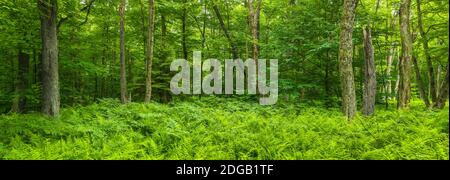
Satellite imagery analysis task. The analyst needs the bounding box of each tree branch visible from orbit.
[79,0,96,26]
[57,0,96,30]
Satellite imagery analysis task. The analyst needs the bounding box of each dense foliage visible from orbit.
[0,0,448,111]
[0,98,448,160]
[0,0,448,160]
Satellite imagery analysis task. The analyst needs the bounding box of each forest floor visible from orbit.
[0,98,448,160]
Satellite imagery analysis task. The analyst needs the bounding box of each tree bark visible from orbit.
[181,0,188,61]
[434,61,449,109]
[119,0,128,103]
[416,0,436,104]
[11,50,30,113]
[38,0,60,116]
[412,56,430,107]
[362,26,376,116]
[386,46,395,100]
[338,0,358,119]
[160,13,172,103]
[212,4,239,60]
[248,0,261,60]
[398,0,412,109]
[144,0,155,103]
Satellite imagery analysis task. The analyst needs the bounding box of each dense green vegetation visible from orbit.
[0,98,448,160]
[0,0,448,159]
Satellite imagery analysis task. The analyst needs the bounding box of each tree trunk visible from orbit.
[416,0,436,103]
[93,56,98,100]
[38,0,60,116]
[398,0,412,109]
[145,0,155,103]
[436,65,441,97]
[11,50,30,113]
[212,4,239,60]
[338,0,358,119]
[412,56,430,107]
[182,0,188,61]
[160,13,172,103]
[139,0,147,64]
[119,0,128,103]
[386,46,394,99]
[248,0,261,60]
[362,26,376,116]
[434,61,449,109]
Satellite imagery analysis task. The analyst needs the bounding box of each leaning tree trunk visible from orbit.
[144,0,155,103]
[11,50,30,113]
[119,0,128,104]
[398,0,412,109]
[212,4,239,60]
[362,26,376,116]
[417,0,436,104]
[338,0,358,119]
[38,0,60,116]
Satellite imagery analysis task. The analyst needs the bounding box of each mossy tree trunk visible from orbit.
[338,0,358,119]
[38,0,60,116]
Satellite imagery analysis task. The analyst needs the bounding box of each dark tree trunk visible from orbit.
[182,0,188,61]
[160,13,172,103]
[434,61,449,109]
[11,50,30,113]
[38,0,60,116]
[338,0,358,119]
[362,26,376,116]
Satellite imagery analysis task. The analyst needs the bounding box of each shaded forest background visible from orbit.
[0,0,448,117]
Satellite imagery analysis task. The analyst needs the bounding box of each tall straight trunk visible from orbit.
[140,0,147,62]
[93,56,98,100]
[212,4,239,60]
[362,26,376,116]
[101,47,106,98]
[202,2,207,50]
[33,49,38,84]
[412,56,430,107]
[338,0,358,119]
[248,0,261,60]
[181,0,188,61]
[434,61,449,109]
[161,14,172,103]
[394,49,400,94]
[11,50,30,113]
[436,65,441,97]
[386,46,394,99]
[398,0,412,109]
[144,0,155,102]
[119,0,128,103]
[38,0,60,116]
[416,0,436,103]
[10,52,15,94]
